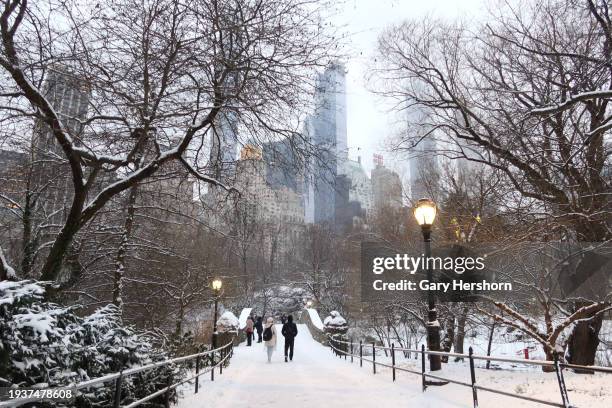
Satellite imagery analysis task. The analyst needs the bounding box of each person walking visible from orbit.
[245,315,254,346]
[255,316,263,343]
[281,315,298,362]
[263,317,277,363]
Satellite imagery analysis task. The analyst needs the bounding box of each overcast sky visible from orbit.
[334,0,486,179]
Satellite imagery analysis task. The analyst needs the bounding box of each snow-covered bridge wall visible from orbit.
[299,308,328,345]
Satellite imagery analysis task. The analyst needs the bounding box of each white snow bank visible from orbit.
[217,311,239,332]
[306,308,324,331]
[238,308,253,329]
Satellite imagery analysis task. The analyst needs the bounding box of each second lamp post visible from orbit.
[211,278,223,349]
[414,198,442,371]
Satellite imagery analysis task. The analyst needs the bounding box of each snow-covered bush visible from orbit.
[324,311,348,332]
[323,310,348,328]
[217,311,239,333]
[0,280,177,407]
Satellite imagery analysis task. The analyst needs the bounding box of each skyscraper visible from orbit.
[303,117,316,224]
[209,111,238,181]
[405,104,438,201]
[408,137,438,201]
[32,66,90,153]
[310,62,347,224]
[31,66,90,224]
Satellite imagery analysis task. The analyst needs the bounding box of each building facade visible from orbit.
[372,161,403,212]
[31,66,90,226]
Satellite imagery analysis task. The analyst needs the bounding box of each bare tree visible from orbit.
[372,0,611,367]
[0,0,336,284]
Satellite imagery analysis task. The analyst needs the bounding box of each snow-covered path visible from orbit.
[177,324,462,408]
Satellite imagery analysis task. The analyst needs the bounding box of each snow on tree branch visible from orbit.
[0,246,16,281]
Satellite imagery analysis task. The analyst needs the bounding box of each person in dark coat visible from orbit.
[255,316,264,343]
[281,315,298,362]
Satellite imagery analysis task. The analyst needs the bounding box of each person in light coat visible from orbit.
[245,315,254,346]
[263,317,277,363]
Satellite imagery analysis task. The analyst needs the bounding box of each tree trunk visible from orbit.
[113,185,138,318]
[566,308,603,373]
[175,301,185,337]
[564,224,608,370]
[21,189,35,278]
[542,347,556,373]
[441,312,455,363]
[39,190,87,282]
[486,319,496,369]
[454,307,468,361]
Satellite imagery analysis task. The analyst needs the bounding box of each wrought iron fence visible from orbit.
[0,341,234,408]
[328,337,612,408]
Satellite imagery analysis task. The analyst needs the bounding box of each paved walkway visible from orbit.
[177,324,460,408]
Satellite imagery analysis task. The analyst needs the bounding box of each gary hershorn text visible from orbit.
[372,279,512,292]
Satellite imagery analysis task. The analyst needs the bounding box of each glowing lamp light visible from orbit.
[212,278,223,292]
[413,198,437,227]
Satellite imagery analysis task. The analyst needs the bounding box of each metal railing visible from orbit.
[0,341,234,408]
[327,336,612,408]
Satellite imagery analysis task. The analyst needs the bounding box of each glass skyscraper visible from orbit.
[310,62,347,224]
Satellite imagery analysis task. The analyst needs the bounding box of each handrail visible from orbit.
[326,336,611,408]
[0,341,234,408]
[330,336,612,372]
[123,344,233,408]
[560,362,612,374]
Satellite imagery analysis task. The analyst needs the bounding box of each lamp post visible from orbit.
[211,278,223,349]
[414,198,442,371]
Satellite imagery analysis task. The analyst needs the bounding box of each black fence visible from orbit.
[328,337,612,408]
[0,341,234,408]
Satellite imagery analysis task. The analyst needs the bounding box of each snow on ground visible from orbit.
[177,324,611,408]
[177,324,461,408]
[389,355,611,407]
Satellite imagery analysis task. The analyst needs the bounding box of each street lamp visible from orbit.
[211,278,223,348]
[413,198,442,371]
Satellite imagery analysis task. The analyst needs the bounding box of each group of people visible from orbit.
[245,315,299,363]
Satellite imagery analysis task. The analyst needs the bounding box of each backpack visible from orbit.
[263,326,273,341]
